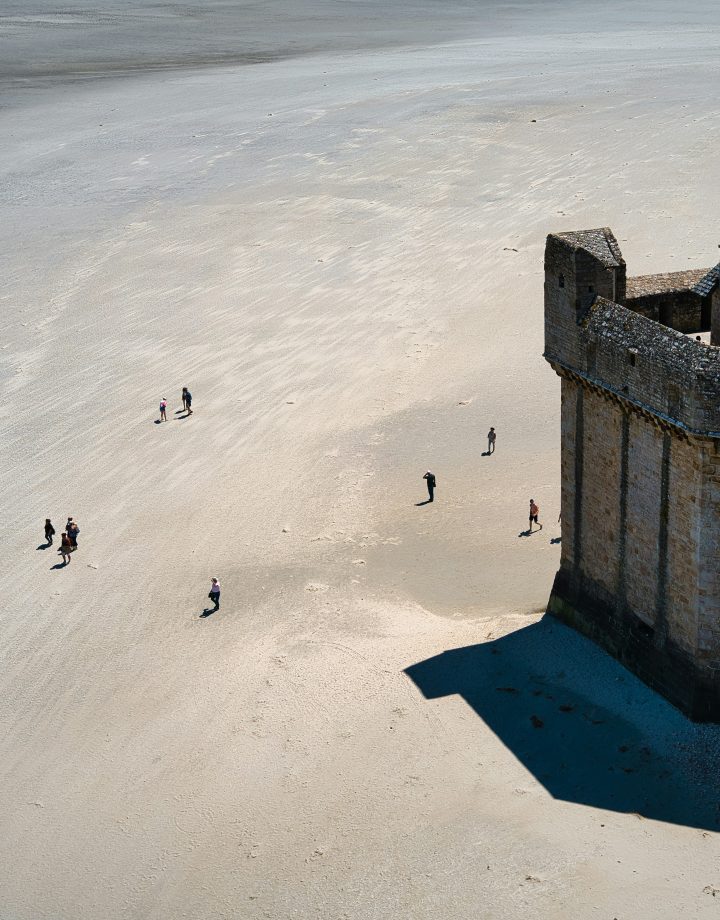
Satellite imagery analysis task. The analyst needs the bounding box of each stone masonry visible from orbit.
[544,228,720,721]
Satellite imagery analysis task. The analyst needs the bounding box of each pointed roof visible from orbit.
[552,227,624,268]
[692,263,720,297]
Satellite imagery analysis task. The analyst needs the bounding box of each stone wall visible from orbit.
[625,268,710,333]
[698,444,720,668]
[579,389,621,599]
[624,414,663,626]
[711,288,720,345]
[556,378,700,647]
[559,377,577,572]
[625,289,708,333]
[665,434,702,656]
[583,299,720,435]
[548,373,720,719]
[544,229,626,370]
[544,228,720,720]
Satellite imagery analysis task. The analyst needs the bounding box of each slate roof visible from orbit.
[692,263,720,297]
[552,228,624,268]
[584,297,720,378]
[626,269,708,299]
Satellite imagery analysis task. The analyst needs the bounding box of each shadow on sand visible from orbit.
[405,617,720,830]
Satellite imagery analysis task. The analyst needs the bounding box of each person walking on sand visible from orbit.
[487,427,496,454]
[529,499,542,532]
[159,397,168,422]
[181,387,189,412]
[59,532,73,565]
[208,577,220,611]
[44,518,55,545]
[423,470,436,503]
[184,388,193,415]
[66,518,79,549]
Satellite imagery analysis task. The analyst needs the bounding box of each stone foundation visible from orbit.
[547,569,720,722]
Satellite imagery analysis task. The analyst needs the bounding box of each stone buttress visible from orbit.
[544,228,720,721]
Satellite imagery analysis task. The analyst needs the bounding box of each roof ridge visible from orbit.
[692,263,720,297]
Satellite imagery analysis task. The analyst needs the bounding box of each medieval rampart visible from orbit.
[544,228,720,721]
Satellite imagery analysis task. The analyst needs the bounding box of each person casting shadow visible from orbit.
[44,518,55,546]
[57,531,73,565]
[422,470,436,503]
[528,498,542,532]
[203,577,220,615]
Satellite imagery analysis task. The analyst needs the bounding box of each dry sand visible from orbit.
[2,2,720,917]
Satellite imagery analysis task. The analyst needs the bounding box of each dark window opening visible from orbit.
[558,273,565,289]
[588,285,595,293]
[701,296,712,330]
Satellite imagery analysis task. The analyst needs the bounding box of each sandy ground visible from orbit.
[2,2,720,918]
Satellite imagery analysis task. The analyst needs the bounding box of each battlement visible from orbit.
[544,228,720,721]
[545,229,720,435]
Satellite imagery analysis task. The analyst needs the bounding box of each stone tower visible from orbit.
[544,228,720,721]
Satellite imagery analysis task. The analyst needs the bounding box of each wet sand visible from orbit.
[1,2,720,918]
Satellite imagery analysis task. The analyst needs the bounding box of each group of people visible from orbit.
[45,409,549,610]
[420,428,548,534]
[44,517,80,565]
[159,387,193,422]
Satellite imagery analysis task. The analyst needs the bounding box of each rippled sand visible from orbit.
[2,3,720,918]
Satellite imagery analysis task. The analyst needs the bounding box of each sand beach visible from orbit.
[1,2,720,917]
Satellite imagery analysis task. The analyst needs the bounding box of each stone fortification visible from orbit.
[544,228,720,721]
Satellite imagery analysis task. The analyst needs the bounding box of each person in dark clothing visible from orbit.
[487,427,496,454]
[59,532,73,565]
[44,519,55,545]
[208,577,220,611]
[66,518,79,549]
[185,389,193,415]
[423,470,436,502]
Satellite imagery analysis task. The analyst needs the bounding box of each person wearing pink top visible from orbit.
[208,577,220,612]
[159,397,168,422]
